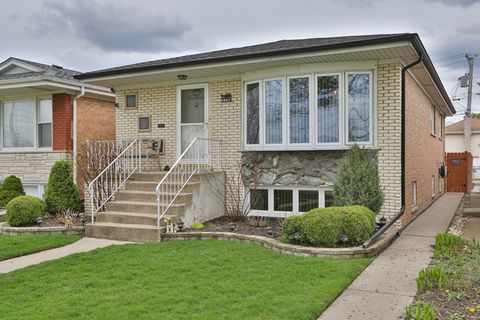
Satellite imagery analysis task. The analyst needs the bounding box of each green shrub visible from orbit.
[405,302,436,320]
[302,209,342,247]
[192,223,204,229]
[0,175,25,207]
[434,233,467,259]
[6,195,47,227]
[333,144,384,214]
[45,160,81,213]
[280,206,376,247]
[338,206,377,245]
[281,215,307,244]
[416,266,449,293]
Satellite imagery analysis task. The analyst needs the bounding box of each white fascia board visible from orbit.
[0,78,114,97]
[81,41,413,83]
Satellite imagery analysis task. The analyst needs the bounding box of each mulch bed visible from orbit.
[21,214,87,228]
[184,216,284,240]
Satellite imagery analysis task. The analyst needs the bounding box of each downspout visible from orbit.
[73,86,85,184]
[363,54,423,248]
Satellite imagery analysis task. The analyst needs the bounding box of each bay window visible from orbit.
[1,98,52,149]
[244,70,373,149]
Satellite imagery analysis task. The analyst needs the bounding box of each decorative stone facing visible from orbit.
[242,150,347,186]
[162,229,399,259]
[0,151,70,185]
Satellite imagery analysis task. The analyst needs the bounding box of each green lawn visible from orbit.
[0,240,371,320]
[0,234,80,261]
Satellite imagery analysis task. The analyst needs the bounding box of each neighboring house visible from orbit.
[77,33,455,241]
[0,57,115,199]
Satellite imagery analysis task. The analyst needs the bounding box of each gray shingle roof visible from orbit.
[77,33,415,79]
[0,57,81,81]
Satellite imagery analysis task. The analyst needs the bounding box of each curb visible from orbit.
[162,229,399,259]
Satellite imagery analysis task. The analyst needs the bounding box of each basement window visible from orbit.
[126,94,137,108]
[138,116,151,131]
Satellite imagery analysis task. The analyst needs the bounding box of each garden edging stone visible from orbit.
[162,228,398,259]
[0,222,85,236]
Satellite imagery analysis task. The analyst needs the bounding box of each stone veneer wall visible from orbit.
[0,151,70,184]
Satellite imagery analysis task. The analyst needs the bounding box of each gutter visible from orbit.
[363,54,423,248]
[73,86,85,184]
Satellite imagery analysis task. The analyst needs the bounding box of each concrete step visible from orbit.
[86,222,163,242]
[124,180,200,192]
[95,211,177,226]
[130,171,201,182]
[463,208,480,217]
[106,200,184,215]
[115,190,193,203]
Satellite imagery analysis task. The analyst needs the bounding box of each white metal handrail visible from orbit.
[155,138,221,227]
[88,139,142,222]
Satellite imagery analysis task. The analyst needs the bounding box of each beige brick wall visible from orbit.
[376,63,402,220]
[404,72,445,224]
[0,151,70,184]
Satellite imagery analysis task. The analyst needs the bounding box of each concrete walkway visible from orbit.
[319,193,463,320]
[0,237,130,274]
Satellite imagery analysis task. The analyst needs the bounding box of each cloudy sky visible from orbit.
[1,0,479,122]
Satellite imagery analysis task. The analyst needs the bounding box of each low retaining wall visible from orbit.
[162,229,399,259]
[0,222,85,236]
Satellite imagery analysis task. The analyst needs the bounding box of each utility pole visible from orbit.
[464,55,475,152]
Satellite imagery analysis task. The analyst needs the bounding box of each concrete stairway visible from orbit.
[85,171,199,242]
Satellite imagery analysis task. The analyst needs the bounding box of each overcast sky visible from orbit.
[1,0,479,123]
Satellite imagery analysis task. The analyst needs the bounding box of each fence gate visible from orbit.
[446,152,472,193]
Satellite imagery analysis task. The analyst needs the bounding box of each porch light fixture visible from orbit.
[221,93,232,103]
[177,219,184,232]
[177,74,188,80]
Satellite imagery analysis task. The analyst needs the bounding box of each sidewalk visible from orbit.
[318,193,463,320]
[0,237,130,274]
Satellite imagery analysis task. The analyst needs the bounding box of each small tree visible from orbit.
[333,144,384,214]
[0,175,25,207]
[45,160,81,213]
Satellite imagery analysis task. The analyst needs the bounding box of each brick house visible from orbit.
[77,33,455,241]
[0,57,115,199]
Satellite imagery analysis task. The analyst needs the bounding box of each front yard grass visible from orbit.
[0,240,371,320]
[0,234,80,261]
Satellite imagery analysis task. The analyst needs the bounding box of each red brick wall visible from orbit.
[76,97,115,144]
[52,93,73,151]
[404,73,445,225]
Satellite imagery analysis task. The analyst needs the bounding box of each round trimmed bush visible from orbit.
[338,206,376,245]
[302,209,342,247]
[6,195,47,227]
[280,205,377,247]
[281,215,307,244]
[0,175,25,207]
[45,160,81,213]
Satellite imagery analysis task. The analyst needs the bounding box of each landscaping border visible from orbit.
[0,222,85,236]
[162,228,399,259]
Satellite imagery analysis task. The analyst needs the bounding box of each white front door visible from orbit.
[177,84,209,160]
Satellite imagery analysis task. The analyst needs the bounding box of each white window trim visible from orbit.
[243,70,375,151]
[263,77,286,148]
[314,72,344,147]
[247,185,333,217]
[430,105,436,136]
[287,74,313,147]
[37,98,53,150]
[0,96,53,152]
[412,181,417,209]
[345,71,374,145]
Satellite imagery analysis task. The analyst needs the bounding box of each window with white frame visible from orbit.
[412,181,417,208]
[1,98,52,149]
[439,114,443,139]
[439,176,443,193]
[430,106,436,136]
[248,186,334,216]
[244,71,373,149]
